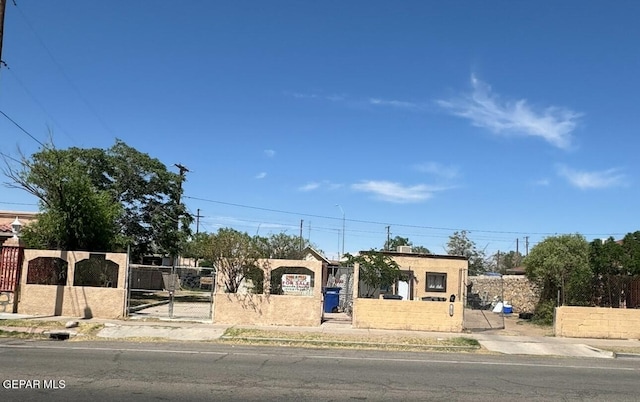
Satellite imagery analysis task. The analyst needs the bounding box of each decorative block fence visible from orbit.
[17,250,127,319]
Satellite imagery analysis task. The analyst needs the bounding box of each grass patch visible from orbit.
[220,328,481,352]
[597,346,640,355]
[0,329,48,339]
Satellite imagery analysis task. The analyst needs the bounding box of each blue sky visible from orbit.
[1,1,639,260]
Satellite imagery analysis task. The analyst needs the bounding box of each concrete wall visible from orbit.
[555,306,640,339]
[213,258,323,326]
[353,298,464,332]
[213,293,322,326]
[17,250,127,319]
[470,275,540,313]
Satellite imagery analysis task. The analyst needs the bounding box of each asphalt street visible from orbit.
[0,339,639,401]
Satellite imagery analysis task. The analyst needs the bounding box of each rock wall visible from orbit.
[469,275,540,313]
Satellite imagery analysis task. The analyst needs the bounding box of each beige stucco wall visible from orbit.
[17,250,127,319]
[213,293,322,326]
[213,258,323,326]
[555,306,640,339]
[391,255,467,300]
[353,298,464,332]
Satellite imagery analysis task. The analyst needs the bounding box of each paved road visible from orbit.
[0,339,638,401]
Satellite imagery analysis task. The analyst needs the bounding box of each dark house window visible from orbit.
[73,254,119,288]
[26,257,68,286]
[426,272,447,292]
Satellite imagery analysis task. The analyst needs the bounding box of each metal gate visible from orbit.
[326,266,354,317]
[126,264,214,321]
[463,273,505,331]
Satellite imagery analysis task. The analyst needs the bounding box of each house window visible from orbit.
[426,272,447,292]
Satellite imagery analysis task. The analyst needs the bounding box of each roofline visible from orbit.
[362,250,468,261]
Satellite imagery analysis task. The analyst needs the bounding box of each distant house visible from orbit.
[0,211,37,246]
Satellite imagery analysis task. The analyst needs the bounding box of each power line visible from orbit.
[184,195,625,237]
[12,2,113,136]
[0,109,47,148]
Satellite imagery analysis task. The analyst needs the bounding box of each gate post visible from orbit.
[0,235,26,313]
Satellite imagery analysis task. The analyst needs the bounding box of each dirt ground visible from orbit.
[490,314,554,337]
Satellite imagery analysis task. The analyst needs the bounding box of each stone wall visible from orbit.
[469,275,539,313]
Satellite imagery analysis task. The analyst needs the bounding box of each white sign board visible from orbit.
[281,274,311,294]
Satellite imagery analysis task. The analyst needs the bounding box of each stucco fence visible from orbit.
[469,275,540,313]
[353,298,464,332]
[555,306,640,339]
[213,259,324,327]
[350,255,467,332]
[16,250,127,319]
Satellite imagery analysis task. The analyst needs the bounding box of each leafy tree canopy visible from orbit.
[524,234,591,306]
[344,250,403,297]
[384,235,431,254]
[2,140,191,261]
[446,230,486,275]
[199,228,262,293]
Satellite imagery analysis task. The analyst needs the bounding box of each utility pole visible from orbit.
[0,0,6,69]
[195,208,203,234]
[496,250,501,273]
[516,238,520,267]
[385,226,391,250]
[299,219,303,251]
[525,236,529,256]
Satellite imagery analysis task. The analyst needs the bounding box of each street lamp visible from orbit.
[11,217,22,239]
[335,205,345,259]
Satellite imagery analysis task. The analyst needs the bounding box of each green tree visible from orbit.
[524,234,591,307]
[384,235,431,254]
[446,231,486,275]
[492,250,524,274]
[202,228,261,293]
[345,250,403,298]
[589,238,624,307]
[620,231,640,276]
[6,145,121,251]
[254,232,311,259]
[3,140,191,261]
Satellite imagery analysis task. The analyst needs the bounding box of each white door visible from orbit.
[398,281,409,300]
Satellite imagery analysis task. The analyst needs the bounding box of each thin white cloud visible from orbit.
[351,180,444,203]
[298,180,343,192]
[557,165,627,189]
[264,149,276,158]
[533,178,550,186]
[368,98,424,110]
[437,75,581,149]
[299,182,321,191]
[414,162,459,180]
[255,172,267,179]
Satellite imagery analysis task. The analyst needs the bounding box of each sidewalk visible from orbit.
[1,312,639,359]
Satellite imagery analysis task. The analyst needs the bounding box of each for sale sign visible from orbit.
[281,274,311,294]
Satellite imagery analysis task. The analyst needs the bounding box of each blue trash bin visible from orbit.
[323,287,341,313]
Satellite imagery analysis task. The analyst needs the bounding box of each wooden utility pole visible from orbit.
[385,226,391,250]
[0,0,7,68]
[195,208,202,234]
[299,219,303,251]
